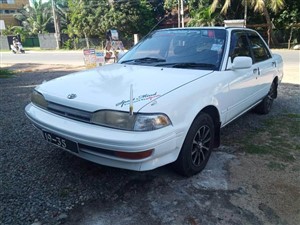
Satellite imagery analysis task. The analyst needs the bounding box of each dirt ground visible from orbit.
[1,49,299,225]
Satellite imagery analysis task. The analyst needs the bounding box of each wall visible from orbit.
[0,35,10,50]
[38,33,57,50]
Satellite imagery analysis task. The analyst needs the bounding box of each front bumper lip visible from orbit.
[25,103,182,171]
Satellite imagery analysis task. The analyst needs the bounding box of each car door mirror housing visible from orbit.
[231,56,252,69]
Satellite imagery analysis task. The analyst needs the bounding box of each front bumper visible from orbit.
[25,103,184,171]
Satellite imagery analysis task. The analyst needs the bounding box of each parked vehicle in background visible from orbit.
[25,27,283,176]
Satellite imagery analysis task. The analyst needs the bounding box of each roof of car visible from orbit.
[158,27,254,32]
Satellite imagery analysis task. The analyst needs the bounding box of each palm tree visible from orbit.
[188,7,221,27]
[14,0,52,35]
[210,0,285,46]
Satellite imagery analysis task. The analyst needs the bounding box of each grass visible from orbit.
[267,161,287,171]
[0,68,15,78]
[228,113,300,163]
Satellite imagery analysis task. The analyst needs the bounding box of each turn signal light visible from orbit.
[115,149,154,160]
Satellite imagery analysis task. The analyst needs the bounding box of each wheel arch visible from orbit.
[200,105,221,148]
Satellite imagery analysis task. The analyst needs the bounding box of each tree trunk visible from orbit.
[52,0,61,49]
[288,28,294,49]
[262,6,278,47]
[84,32,89,49]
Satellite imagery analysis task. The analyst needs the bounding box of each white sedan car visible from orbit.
[25,27,283,176]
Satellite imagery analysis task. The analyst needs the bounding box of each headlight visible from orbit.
[31,90,48,109]
[90,110,171,131]
[134,114,171,131]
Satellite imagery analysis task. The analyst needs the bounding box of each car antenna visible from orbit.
[139,12,172,43]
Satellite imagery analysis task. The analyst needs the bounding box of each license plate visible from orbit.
[43,131,78,153]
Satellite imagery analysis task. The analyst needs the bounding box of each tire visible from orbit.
[254,81,277,114]
[173,112,215,177]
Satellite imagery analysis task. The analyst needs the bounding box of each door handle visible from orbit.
[253,68,260,75]
[272,61,276,67]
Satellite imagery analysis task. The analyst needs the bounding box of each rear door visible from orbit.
[247,31,276,100]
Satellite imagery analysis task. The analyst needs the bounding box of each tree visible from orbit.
[188,7,221,26]
[188,0,223,27]
[210,0,285,46]
[67,0,156,48]
[14,0,52,35]
[67,0,109,47]
[273,0,300,48]
[2,25,29,41]
[108,0,156,39]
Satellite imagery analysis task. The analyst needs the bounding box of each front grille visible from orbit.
[47,102,92,122]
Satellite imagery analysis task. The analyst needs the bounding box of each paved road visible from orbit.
[0,49,298,66]
[272,49,299,84]
[1,49,298,83]
[0,50,85,66]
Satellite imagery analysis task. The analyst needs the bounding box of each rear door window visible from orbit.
[247,31,271,63]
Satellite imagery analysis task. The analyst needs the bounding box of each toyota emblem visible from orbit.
[67,94,77,99]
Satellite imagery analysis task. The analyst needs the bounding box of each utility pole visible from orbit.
[178,0,180,27]
[51,0,61,49]
[244,0,247,27]
[180,0,184,28]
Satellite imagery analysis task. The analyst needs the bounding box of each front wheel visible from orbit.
[173,112,214,177]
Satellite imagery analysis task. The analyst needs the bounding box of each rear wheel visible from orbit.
[173,112,214,177]
[254,81,277,114]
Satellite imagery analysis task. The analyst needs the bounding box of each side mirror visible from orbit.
[232,56,252,69]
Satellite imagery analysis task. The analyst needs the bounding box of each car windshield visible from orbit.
[119,29,226,70]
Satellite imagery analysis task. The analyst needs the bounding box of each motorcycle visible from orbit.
[11,41,25,54]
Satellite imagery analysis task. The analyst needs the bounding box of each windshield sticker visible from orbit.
[116,92,160,108]
[211,44,223,51]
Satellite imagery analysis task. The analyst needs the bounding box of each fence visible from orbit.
[22,37,39,48]
[248,24,300,48]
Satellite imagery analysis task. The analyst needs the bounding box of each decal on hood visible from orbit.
[116,92,160,108]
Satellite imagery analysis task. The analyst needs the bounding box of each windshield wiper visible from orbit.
[121,57,166,64]
[155,62,216,69]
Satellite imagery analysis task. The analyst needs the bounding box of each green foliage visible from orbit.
[14,0,52,35]
[0,69,15,78]
[2,25,29,40]
[164,0,178,10]
[63,39,73,50]
[210,0,285,14]
[273,0,300,29]
[185,0,223,27]
[67,0,156,45]
[52,0,69,33]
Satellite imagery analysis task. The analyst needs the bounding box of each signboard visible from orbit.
[83,49,106,68]
[110,30,119,41]
[83,49,97,68]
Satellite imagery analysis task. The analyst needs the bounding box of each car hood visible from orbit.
[37,63,212,112]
